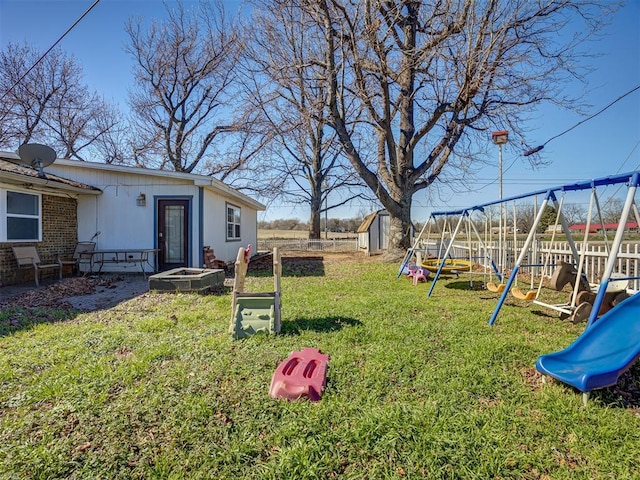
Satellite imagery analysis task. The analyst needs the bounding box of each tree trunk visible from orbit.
[308,189,323,239]
[383,197,413,262]
[309,207,321,239]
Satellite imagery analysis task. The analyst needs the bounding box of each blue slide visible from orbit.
[536,292,640,392]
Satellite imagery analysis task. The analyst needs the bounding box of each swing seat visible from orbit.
[421,259,471,274]
[486,282,505,293]
[511,287,536,301]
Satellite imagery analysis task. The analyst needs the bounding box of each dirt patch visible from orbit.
[521,367,545,391]
[0,253,377,311]
[0,275,149,312]
[596,361,640,410]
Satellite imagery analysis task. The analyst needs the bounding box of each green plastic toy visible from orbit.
[229,246,282,339]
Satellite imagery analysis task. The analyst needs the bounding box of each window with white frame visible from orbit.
[2,189,41,241]
[226,203,241,241]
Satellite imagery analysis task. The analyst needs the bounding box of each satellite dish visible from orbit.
[18,143,57,169]
[17,143,56,177]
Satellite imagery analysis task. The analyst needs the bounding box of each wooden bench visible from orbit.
[12,245,62,287]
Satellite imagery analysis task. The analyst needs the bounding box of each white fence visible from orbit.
[419,240,640,291]
[258,238,359,253]
[259,237,640,289]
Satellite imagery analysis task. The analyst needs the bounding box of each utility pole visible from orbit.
[492,130,509,272]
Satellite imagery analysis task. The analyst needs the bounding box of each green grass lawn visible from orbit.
[1,256,639,479]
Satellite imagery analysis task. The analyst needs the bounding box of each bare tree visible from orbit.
[47,93,122,161]
[562,203,587,226]
[241,1,370,239]
[600,197,625,225]
[299,0,615,256]
[0,42,120,159]
[126,0,243,175]
[89,109,136,165]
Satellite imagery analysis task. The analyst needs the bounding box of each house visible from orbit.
[0,155,101,286]
[569,222,639,234]
[356,210,390,254]
[545,224,564,234]
[0,152,265,286]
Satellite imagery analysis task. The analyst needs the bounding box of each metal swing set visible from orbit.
[404,171,640,327]
[488,171,640,326]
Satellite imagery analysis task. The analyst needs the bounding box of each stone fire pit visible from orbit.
[149,268,224,292]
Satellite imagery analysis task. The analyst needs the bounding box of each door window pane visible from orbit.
[165,205,185,263]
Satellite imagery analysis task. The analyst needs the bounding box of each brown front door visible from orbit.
[157,199,190,271]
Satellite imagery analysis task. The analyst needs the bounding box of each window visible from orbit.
[226,203,241,241]
[3,190,41,241]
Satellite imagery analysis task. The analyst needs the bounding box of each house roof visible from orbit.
[49,158,266,211]
[0,154,102,195]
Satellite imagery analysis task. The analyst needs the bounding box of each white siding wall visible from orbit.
[47,163,260,268]
[201,189,258,263]
[49,164,194,249]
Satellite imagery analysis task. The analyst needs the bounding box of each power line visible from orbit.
[0,0,102,105]
[479,86,640,192]
[597,139,640,206]
[523,84,640,156]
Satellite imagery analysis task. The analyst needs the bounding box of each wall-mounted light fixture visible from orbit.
[136,193,146,206]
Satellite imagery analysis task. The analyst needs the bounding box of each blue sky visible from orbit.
[1,0,639,222]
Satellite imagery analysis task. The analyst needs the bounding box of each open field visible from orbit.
[258,229,356,240]
[1,253,639,479]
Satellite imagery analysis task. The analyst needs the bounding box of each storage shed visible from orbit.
[356,210,390,255]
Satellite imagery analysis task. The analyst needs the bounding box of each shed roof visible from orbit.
[356,210,386,233]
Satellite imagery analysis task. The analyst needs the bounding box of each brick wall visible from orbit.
[0,194,77,286]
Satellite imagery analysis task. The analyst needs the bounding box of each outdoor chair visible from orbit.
[12,245,62,287]
[412,267,428,286]
[58,241,96,277]
[405,262,418,279]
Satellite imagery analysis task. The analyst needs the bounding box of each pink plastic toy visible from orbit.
[269,347,329,401]
[413,267,428,285]
[243,244,252,264]
[406,262,418,279]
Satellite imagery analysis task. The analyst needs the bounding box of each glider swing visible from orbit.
[489,187,581,325]
[583,172,640,328]
[529,186,616,322]
[489,171,640,325]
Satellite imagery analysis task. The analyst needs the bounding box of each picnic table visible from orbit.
[87,248,158,277]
